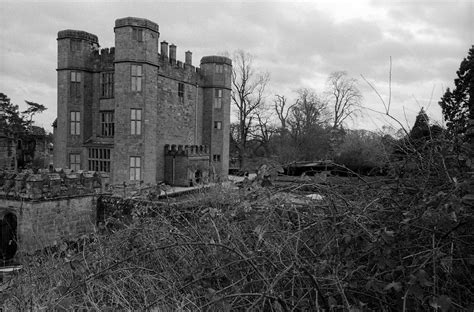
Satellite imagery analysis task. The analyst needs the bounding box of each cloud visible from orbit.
[379,0,473,40]
[0,0,470,132]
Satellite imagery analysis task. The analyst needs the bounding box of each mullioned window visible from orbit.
[131,65,142,92]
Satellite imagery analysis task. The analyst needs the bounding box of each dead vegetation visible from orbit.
[2,146,473,312]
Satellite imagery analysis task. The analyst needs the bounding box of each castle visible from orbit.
[53,17,231,186]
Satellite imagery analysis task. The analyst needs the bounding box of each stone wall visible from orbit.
[164,144,210,186]
[155,62,203,183]
[0,168,107,255]
[0,135,16,171]
[0,169,109,199]
[1,196,96,253]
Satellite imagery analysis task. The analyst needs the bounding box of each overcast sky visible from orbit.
[0,0,472,133]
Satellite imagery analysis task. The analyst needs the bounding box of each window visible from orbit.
[69,154,81,171]
[131,65,142,92]
[132,28,143,42]
[100,111,114,137]
[70,111,80,135]
[216,64,224,73]
[214,89,223,109]
[214,121,222,130]
[129,156,141,181]
[178,83,184,101]
[88,148,111,172]
[70,71,81,98]
[100,72,114,98]
[213,154,221,162]
[70,39,81,52]
[131,109,142,135]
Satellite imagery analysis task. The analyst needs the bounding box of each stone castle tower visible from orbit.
[54,17,231,186]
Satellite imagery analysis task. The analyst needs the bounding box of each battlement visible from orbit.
[158,55,200,73]
[0,169,110,200]
[57,29,98,43]
[164,144,210,156]
[158,40,197,74]
[201,55,232,66]
[115,17,159,33]
[89,46,116,70]
[99,47,115,56]
[98,47,115,64]
[159,53,230,77]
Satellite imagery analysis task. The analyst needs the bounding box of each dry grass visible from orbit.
[2,163,473,311]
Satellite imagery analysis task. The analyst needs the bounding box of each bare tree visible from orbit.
[231,50,270,166]
[327,71,362,129]
[253,107,276,156]
[273,94,293,131]
[288,88,329,136]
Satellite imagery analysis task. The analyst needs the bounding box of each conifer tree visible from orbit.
[439,45,474,138]
[410,108,430,141]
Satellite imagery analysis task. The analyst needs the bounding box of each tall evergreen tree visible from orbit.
[439,45,474,138]
[410,108,430,141]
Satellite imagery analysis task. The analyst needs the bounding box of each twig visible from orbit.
[402,289,409,312]
[300,265,330,311]
[199,292,289,311]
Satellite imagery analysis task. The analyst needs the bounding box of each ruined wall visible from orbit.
[0,169,109,254]
[0,169,109,199]
[1,196,96,253]
[0,136,16,171]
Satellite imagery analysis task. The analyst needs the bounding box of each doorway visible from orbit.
[194,169,202,184]
[1,212,18,265]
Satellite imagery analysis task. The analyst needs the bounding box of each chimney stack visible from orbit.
[169,44,177,63]
[185,51,192,65]
[160,41,169,58]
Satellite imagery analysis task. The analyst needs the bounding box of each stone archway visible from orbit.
[1,212,18,265]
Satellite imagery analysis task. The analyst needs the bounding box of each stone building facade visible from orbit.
[53,17,231,186]
[0,128,16,171]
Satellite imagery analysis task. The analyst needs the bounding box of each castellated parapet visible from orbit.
[54,17,231,186]
[114,17,159,33]
[0,169,109,200]
[0,168,99,255]
[57,29,99,43]
[164,145,211,187]
[164,144,210,156]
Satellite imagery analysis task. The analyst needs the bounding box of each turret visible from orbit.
[57,30,99,70]
[112,17,161,184]
[200,56,232,180]
[54,30,99,169]
[200,56,232,89]
[114,17,159,65]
